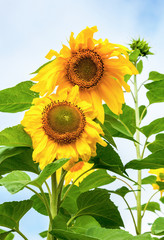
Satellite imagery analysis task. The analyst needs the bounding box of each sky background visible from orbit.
[0,0,164,239]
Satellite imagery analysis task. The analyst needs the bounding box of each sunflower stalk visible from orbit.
[133,61,142,235]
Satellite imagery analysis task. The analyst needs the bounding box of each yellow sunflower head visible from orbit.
[149,168,164,196]
[21,86,107,170]
[31,26,138,123]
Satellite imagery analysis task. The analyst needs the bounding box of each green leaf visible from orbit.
[160,196,164,204]
[125,149,164,170]
[0,171,31,194]
[145,80,164,104]
[51,228,133,240]
[39,231,47,238]
[30,158,69,187]
[148,71,164,81]
[129,49,140,62]
[104,104,136,141]
[31,60,54,74]
[139,105,147,121]
[140,118,164,138]
[0,200,33,229]
[0,81,39,113]
[76,189,124,228]
[108,186,131,198]
[156,181,164,191]
[0,230,14,240]
[124,74,131,83]
[92,144,124,176]
[79,170,115,192]
[151,217,164,235]
[137,60,143,74]
[31,193,49,216]
[0,125,32,147]
[71,216,100,234]
[141,175,157,185]
[61,185,81,215]
[0,147,39,175]
[131,202,160,213]
[148,134,164,153]
[133,233,154,239]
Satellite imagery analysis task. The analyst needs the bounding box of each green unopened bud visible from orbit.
[129,38,153,57]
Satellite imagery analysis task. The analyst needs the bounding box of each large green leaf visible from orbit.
[61,185,81,215]
[0,171,31,194]
[148,134,164,153]
[0,200,33,229]
[151,217,164,235]
[0,81,39,113]
[139,105,147,121]
[51,227,133,240]
[79,170,115,193]
[141,175,157,185]
[133,233,154,239]
[0,147,39,175]
[0,125,32,147]
[104,104,136,140]
[75,189,123,228]
[71,216,100,234]
[131,202,160,213]
[31,193,49,216]
[140,118,164,138]
[145,80,164,104]
[92,144,124,176]
[0,230,14,240]
[148,71,164,81]
[125,149,164,170]
[30,158,69,187]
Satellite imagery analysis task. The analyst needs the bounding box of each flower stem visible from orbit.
[133,66,142,235]
[16,229,28,240]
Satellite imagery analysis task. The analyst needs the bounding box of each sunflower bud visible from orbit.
[130,38,153,57]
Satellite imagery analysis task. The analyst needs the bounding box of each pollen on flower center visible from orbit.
[66,49,104,89]
[42,101,86,144]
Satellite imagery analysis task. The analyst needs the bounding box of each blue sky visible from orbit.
[0,0,164,239]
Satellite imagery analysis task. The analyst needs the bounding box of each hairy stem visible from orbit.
[134,66,142,234]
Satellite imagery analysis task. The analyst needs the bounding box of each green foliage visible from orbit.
[134,233,154,239]
[92,144,125,176]
[76,189,123,228]
[0,171,31,194]
[0,229,14,240]
[0,81,39,113]
[131,202,160,213]
[79,170,115,192]
[108,186,131,198]
[0,125,32,147]
[125,149,164,170]
[31,193,50,216]
[30,158,69,187]
[137,60,143,74]
[50,228,133,240]
[0,200,33,229]
[39,231,48,238]
[129,49,140,62]
[141,175,157,185]
[139,105,147,121]
[145,80,164,104]
[148,71,164,81]
[0,147,39,175]
[140,118,164,138]
[124,74,131,83]
[148,133,164,153]
[151,217,164,235]
[71,216,100,234]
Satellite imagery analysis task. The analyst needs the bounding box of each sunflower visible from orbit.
[149,168,164,196]
[31,26,138,123]
[21,86,107,170]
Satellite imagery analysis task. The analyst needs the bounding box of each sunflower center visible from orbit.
[66,49,104,89]
[42,101,86,144]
